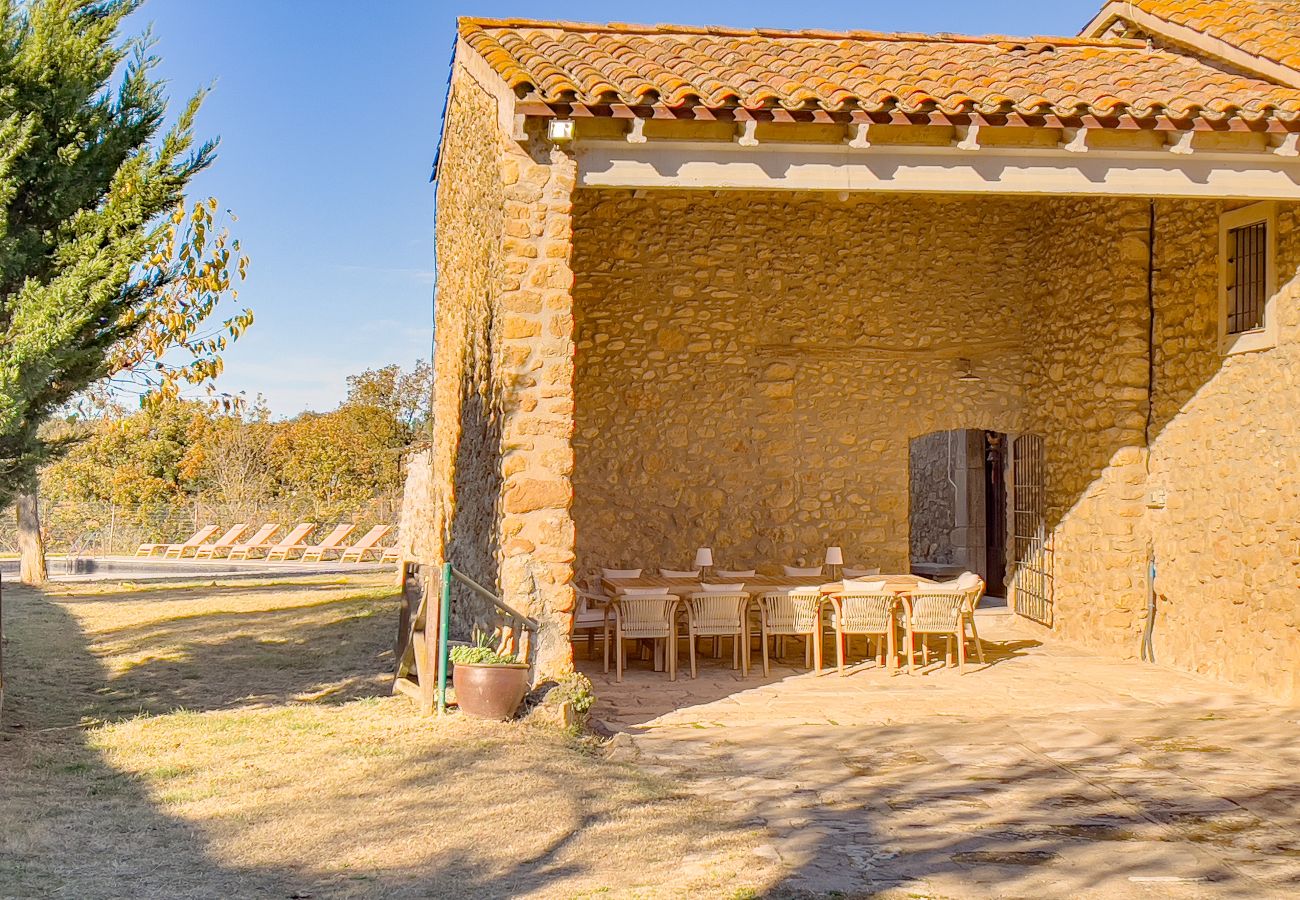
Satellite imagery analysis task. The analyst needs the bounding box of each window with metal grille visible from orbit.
[1226,220,1268,335]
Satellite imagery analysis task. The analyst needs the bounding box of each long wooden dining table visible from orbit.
[601,573,935,595]
[599,573,941,674]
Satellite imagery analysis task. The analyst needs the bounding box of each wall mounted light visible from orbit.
[547,119,575,143]
[956,358,981,382]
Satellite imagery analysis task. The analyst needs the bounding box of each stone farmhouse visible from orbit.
[406,0,1300,701]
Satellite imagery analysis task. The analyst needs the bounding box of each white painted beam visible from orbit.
[1271,133,1300,158]
[954,125,981,152]
[1059,128,1089,154]
[846,123,872,149]
[574,140,1300,200]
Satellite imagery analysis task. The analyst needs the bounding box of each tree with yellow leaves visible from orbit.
[0,1,252,585]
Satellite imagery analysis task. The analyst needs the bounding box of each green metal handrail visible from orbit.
[436,562,540,714]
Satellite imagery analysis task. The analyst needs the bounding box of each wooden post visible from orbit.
[16,487,47,586]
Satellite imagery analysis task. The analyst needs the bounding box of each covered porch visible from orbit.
[419,19,1300,701]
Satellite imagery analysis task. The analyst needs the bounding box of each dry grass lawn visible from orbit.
[0,574,764,899]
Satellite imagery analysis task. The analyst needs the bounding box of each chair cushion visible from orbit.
[618,586,672,596]
[698,582,745,592]
[783,565,824,576]
[842,579,888,592]
[659,568,700,578]
[602,567,642,579]
[716,569,757,578]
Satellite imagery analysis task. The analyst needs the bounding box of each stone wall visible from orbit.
[571,192,1035,576]
[909,431,959,565]
[426,60,578,680]
[1146,200,1300,702]
[1024,198,1154,646]
[566,189,1299,701]
[427,77,1300,698]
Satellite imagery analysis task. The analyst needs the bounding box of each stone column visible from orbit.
[495,140,578,681]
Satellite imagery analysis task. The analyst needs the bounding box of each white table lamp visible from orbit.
[694,547,713,578]
[825,546,843,579]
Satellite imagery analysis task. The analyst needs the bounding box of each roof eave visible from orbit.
[1081,1,1300,90]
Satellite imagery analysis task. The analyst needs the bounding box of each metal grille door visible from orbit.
[1011,434,1053,625]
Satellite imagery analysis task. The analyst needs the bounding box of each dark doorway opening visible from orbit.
[983,432,1008,596]
[908,428,1009,595]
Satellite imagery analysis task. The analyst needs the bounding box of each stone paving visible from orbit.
[579,612,1300,898]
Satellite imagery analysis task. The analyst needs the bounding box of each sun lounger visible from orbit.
[136,524,219,558]
[226,523,283,560]
[288,523,356,562]
[192,524,251,560]
[339,525,392,562]
[260,523,318,561]
[163,524,221,558]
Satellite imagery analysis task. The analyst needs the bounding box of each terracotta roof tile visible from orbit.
[1104,1,1300,73]
[460,17,1300,123]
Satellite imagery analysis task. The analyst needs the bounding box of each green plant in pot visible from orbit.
[450,631,530,720]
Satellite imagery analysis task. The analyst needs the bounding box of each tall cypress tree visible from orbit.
[0,0,215,509]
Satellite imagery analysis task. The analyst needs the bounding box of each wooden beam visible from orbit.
[1167,130,1197,155]
[1272,133,1300,158]
[515,100,1300,134]
[954,124,981,151]
[847,122,873,149]
[736,119,759,147]
[1060,127,1089,153]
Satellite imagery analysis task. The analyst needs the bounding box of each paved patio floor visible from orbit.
[578,611,1300,898]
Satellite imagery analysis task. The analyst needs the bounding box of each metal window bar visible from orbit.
[1227,220,1267,335]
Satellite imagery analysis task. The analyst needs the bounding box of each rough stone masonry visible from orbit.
[411,55,1300,700]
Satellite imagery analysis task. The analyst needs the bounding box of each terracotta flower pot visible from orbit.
[452,663,530,720]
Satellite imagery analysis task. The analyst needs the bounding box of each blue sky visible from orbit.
[134,0,1101,414]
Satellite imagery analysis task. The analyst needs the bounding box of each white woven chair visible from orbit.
[659,568,700,578]
[684,591,751,678]
[601,567,642,580]
[572,581,612,667]
[900,576,986,673]
[612,590,678,682]
[829,581,897,676]
[783,565,824,577]
[757,588,824,675]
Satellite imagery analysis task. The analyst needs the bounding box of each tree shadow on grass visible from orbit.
[0,580,767,898]
[9,576,1299,898]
